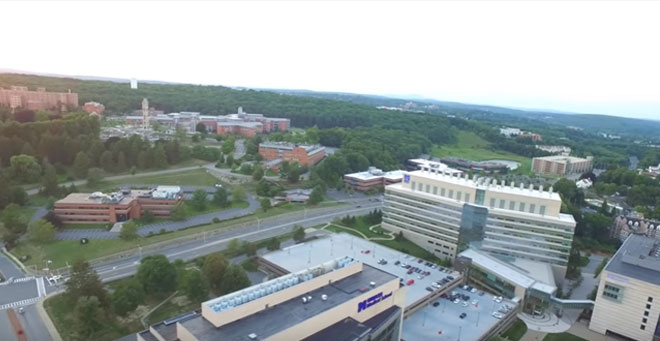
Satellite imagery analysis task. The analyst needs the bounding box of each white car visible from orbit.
[472,299,479,305]
[461,302,469,307]
[495,296,503,303]
[453,299,461,304]
[470,288,477,293]
[492,312,503,319]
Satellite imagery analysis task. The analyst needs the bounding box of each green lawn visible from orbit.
[500,318,527,341]
[62,223,109,230]
[12,201,344,269]
[107,168,221,187]
[543,333,587,341]
[432,130,532,175]
[146,298,198,325]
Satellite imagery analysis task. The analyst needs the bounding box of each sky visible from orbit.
[1,1,659,119]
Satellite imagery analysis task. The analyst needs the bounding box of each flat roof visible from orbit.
[180,264,397,340]
[406,170,562,202]
[534,155,592,162]
[605,234,660,285]
[460,248,536,288]
[408,159,463,174]
[262,233,461,308]
[56,191,145,205]
[402,285,517,341]
[303,305,401,341]
[345,169,406,181]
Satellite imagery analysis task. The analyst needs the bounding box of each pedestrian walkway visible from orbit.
[517,311,572,333]
[0,297,41,311]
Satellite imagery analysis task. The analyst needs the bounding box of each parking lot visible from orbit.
[261,232,461,308]
[402,285,517,341]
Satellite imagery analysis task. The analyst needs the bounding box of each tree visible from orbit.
[120,221,139,240]
[142,210,155,223]
[86,167,103,187]
[43,210,63,229]
[260,198,271,212]
[72,296,105,339]
[266,237,280,251]
[72,151,91,179]
[256,180,271,197]
[179,269,210,304]
[196,122,208,134]
[10,154,41,183]
[191,189,208,211]
[226,238,241,255]
[137,150,149,169]
[153,145,168,169]
[222,138,235,154]
[28,219,56,244]
[171,202,186,221]
[130,166,137,176]
[111,279,146,316]
[2,204,28,235]
[293,225,305,243]
[137,254,178,296]
[232,186,246,203]
[308,186,324,205]
[246,242,257,256]
[219,264,251,295]
[116,151,127,172]
[66,260,109,307]
[226,154,234,167]
[252,166,264,181]
[41,161,60,197]
[202,252,228,292]
[213,187,229,207]
[99,150,114,172]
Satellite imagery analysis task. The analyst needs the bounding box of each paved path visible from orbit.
[29,206,48,223]
[0,251,24,280]
[568,254,604,300]
[55,195,260,240]
[26,163,213,196]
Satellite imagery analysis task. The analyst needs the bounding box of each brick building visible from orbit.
[259,142,325,168]
[215,107,290,138]
[531,156,593,175]
[83,101,105,116]
[0,85,78,111]
[344,167,405,192]
[54,186,182,224]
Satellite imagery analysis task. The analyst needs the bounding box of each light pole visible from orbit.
[457,326,462,341]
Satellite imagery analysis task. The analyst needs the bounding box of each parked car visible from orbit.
[406,279,415,286]
[472,299,479,305]
[492,312,503,319]
[433,301,440,307]
[470,288,478,293]
[426,287,433,292]
[394,260,401,266]
[453,299,460,304]
[459,313,467,319]
[461,302,469,307]
[478,291,485,296]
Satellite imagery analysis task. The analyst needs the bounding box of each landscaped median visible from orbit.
[10,201,346,270]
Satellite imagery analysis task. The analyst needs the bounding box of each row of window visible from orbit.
[485,229,573,248]
[487,221,574,241]
[483,238,569,259]
[489,214,575,233]
[382,217,458,246]
[410,181,472,204]
[487,197,547,215]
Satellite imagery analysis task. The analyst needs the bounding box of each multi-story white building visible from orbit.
[382,168,576,279]
[590,234,660,341]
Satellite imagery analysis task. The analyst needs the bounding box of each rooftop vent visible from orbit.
[302,297,308,304]
[248,333,258,340]
[321,294,328,301]
[370,281,376,287]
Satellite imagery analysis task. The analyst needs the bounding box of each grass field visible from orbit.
[500,318,528,341]
[12,202,343,269]
[108,168,220,187]
[61,223,109,230]
[432,131,532,175]
[543,333,587,341]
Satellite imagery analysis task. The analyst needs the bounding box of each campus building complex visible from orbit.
[343,167,405,192]
[0,85,78,111]
[531,155,593,175]
[259,142,325,171]
[54,186,182,224]
[138,257,406,341]
[381,168,576,280]
[590,234,660,341]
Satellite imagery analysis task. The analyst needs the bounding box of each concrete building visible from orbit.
[610,215,660,242]
[0,85,78,111]
[500,127,522,137]
[590,234,660,340]
[405,158,463,174]
[259,142,325,168]
[215,107,290,138]
[344,167,406,192]
[54,186,182,224]
[535,145,572,156]
[381,169,576,280]
[82,101,105,116]
[531,155,594,175]
[138,257,406,341]
[440,157,509,174]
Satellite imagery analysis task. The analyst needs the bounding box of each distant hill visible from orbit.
[269,89,660,138]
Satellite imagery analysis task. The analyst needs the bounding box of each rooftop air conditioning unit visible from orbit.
[248,333,258,340]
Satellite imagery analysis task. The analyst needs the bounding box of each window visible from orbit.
[509,201,516,210]
[433,186,438,195]
[490,198,496,208]
[647,304,652,309]
[649,297,654,303]
[465,193,471,203]
[418,183,423,191]
[475,189,485,205]
[425,184,430,193]
[440,188,446,197]
[603,283,623,301]
[448,190,454,199]
[641,325,646,330]
[539,205,546,215]
[645,311,650,316]
[643,318,648,323]
[456,192,462,201]
[411,181,416,191]
[519,202,526,212]
[529,204,536,213]
[499,200,506,209]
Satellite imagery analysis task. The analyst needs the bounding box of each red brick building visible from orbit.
[259,142,325,168]
[217,122,263,138]
[83,101,105,116]
[344,167,405,192]
[54,187,183,224]
[0,85,78,111]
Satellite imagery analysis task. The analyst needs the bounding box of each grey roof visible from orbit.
[605,234,660,285]
[180,264,397,340]
[303,305,401,341]
[151,322,178,341]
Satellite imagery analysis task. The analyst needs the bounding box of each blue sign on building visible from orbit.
[357,291,393,313]
[403,174,410,183]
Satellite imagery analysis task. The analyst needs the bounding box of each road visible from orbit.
[26,163,213,196]
[233,139,246,160]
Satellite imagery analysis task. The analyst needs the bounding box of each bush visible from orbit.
[212,217,220,223]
